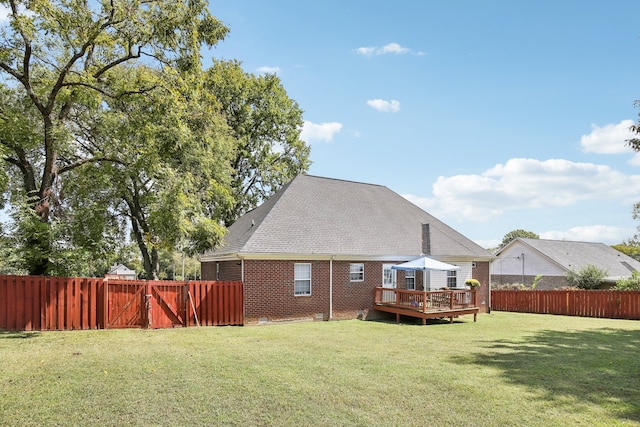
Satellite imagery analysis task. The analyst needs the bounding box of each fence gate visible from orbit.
[147,281,188,328]
[106,280,188,328]
[106,280,147,328]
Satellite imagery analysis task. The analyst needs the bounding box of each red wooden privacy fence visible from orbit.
[491,289,640,320]
[0,275,243,331]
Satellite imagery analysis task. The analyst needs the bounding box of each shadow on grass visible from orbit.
[454,327,640,423]
[0,331,41,339]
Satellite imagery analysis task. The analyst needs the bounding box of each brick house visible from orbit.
[200,175,494,323]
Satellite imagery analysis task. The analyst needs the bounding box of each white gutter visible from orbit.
[203,252,419,262]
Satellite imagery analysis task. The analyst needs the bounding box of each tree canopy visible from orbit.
[0,1,310,277]
[500,229,539,249]
[204,60,310,225]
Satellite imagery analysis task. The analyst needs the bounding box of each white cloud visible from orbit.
[580,119,635,154]
[540,225,630,244]
[300,121,342,143]
[256,66,281,75]
[404,158,640,222]
[367,99,400,113]
[355,42,419,57]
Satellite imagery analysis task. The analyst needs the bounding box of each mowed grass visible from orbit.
[1,312,640,427]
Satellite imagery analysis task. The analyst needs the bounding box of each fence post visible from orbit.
[145,282,152,328]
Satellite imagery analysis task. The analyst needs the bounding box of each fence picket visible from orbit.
[0,275,243,331]
[492,289,640,320]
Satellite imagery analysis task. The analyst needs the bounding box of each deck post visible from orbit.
[423,291,427,313]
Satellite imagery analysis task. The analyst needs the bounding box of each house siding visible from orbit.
[491,242,568,289]
[492,243,566,277]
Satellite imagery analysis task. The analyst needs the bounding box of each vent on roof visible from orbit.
[422,224,431,256]
[621,261,636,273]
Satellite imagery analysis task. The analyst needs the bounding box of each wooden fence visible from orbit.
[491,289,640,320]
[0,275,243,331]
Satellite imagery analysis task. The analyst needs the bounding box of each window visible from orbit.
[350,263,364,282]
[294,263,311,296]
[447,270,457,288]
[405,270,415,290]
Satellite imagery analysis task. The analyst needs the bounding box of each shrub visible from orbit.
[565,264,608,289]
[465,279,481,288]
[492,283,527,290]
[531,274,543,289]
[615,271,640,290]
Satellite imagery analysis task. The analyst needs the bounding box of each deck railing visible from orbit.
[373,287,477,311]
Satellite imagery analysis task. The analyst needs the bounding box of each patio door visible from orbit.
[382,264,397,303]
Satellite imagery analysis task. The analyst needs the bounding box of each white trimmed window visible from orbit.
[447,270,457,288]
[294,263,311,296]
[350,263,364,282]
[405,270,415,290]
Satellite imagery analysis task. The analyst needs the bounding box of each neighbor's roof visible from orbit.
[202,175,492,261]
[498,238,640,279]
[106,264,136,275]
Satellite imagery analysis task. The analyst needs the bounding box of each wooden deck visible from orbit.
[373,287,479,325]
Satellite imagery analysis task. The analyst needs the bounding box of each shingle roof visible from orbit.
[203,175,492,260]
[501,238,640,279]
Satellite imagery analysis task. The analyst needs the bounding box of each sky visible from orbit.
[2,1,640,249]
[204,0,640,248]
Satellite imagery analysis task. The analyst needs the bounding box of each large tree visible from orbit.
[204,60,311,225]
[0,0,228,274]
[69,67,235,279]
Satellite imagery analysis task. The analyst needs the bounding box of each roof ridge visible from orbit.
[302,174,387,189]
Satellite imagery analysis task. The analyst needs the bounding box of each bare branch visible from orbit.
[57,156,127,175]
[92,46,142,79]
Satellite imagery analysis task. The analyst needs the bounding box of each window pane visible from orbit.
[447,270,457,288]
[405,270,415,290]
[350,263,364,281]
[294,263,311,295]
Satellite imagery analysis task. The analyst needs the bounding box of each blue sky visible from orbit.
[2,1,640,249]
[206,0,640,248]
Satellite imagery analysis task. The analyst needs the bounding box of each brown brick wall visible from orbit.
[243,259,331,322]
[491,274,568,290]
[241,260,413,322]
[331,261,392,320]
[201,261,242,281]
[205,258,490,322]
[472,261,490,313]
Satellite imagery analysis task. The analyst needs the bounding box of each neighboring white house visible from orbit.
[491,238,640,289]
[105,264,137,280]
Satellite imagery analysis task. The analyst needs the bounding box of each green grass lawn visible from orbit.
[1,312,640,426]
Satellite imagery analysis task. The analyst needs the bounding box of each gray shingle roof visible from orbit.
[501,238,640,278]
[203,175,492,260]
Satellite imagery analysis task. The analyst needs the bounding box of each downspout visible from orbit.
[488,262,492,314]
[329,257,333,320]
